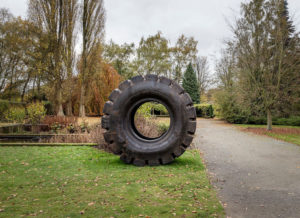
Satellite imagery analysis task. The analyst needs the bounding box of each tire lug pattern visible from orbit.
[131,75,145,84]
[119,80,132,91]
[109,89,121,102]
[102,74,196,166]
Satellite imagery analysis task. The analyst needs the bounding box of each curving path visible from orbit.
[194,119,300,218]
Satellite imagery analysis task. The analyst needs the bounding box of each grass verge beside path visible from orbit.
[0,147,224,217]
[236,124,300,146]
[0,143,98,146]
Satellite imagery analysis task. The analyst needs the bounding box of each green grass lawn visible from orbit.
[0,147,224,217]
[265,133,300,146]
[235,124,300,146]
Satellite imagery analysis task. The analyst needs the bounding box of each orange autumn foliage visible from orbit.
[87,62,121,115]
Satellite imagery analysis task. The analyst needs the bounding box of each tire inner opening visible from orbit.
[133,101,171,140]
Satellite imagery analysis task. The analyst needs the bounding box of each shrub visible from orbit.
[247,116,267,125]
[158,122,170,135]
[194,104,214,118]
[0,100,9,120]
[0,100,26,121]
[273,116,300,126]
[137,102,169,118]
[152,103,169,116]
[27,102,46,125]
[42,116,78,133]
[80,121,90,133]
[134,115,161,138]
[66,123,76,133]
[4,107,26,123]
[43,101,55,115]
[241,116,300,126]
[215,90,249,123]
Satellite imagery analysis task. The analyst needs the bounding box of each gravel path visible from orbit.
[195,119,300,218]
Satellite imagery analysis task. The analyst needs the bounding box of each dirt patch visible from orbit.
[77,117,101,126]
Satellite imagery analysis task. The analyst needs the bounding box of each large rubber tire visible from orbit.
[102,75,196,166]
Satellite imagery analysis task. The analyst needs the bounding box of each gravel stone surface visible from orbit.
[195,119,300,218]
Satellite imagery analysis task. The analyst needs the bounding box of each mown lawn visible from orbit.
[236,124,300,146]
[0,147,224,217]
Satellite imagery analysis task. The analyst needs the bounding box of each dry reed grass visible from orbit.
[42,116,78,128]
[40,116,171,151]
[134,115,164,138]
[40,124,109,150]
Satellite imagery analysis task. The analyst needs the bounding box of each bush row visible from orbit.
[137,102,169,118]
[194,104,214,118]
[0,100,25,120]
[0,101,46,124]
[248,116,300,126]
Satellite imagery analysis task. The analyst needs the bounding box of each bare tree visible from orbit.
[0,9,14,93]
[215,45,237,89]
[194,56,210,97]
[172,35,198,82]
[28,0,67,116]
[79,0,105,117]
[63,0,78,116]
[0,9,37,100]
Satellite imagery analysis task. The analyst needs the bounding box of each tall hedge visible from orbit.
[183,63,200,104]
[194,104,214,118]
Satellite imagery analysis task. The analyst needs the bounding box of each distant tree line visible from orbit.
[215,0,300,130]
[0,0,113,117]
[103,33,196,81]
[103,32,211,97]
[0,1,210,116]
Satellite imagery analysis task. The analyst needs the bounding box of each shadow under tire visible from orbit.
[102,74,196,166]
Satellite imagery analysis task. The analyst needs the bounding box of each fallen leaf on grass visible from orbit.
[88,202,95,206]
[0,208,4,212]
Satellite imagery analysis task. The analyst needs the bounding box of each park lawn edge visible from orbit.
[0,143,98,146]
[235,124,300,146]
[0,146,224,217]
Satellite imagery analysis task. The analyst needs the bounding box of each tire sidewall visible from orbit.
[111,80,189,156]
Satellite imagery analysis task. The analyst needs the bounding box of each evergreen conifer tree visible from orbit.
[182,63,200,103]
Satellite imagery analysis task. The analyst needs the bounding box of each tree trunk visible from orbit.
[21,78,30,102]
[79,83,86,117]
[57,88,65,117]
[37,76,41,97]
[267,109,272,131]
[0,78,6,92]
[66,100,73,116]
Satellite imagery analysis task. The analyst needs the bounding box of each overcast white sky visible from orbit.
[1,0,300,70]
